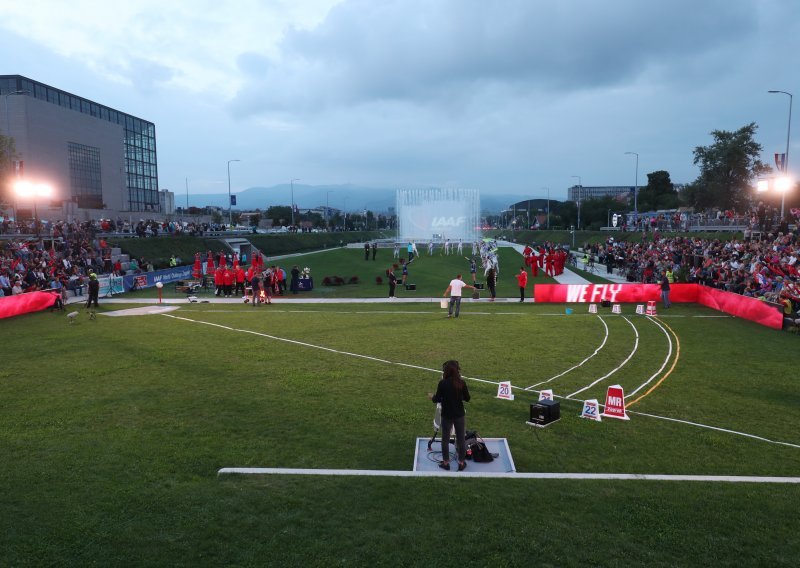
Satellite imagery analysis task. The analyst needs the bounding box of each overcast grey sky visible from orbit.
[1,0,798,202]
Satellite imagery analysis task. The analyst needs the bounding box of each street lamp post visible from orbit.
[326,190,334,230]
[4,90,31,223]
[624,151,639,223]
[542,187,550,229]
[768,90,793,219]
[571,176,582,229]
[227,159,240,227]
[290,178,300,227]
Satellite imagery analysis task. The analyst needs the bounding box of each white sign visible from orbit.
[496,381,514,400]
[588,303,598,314]
[580,399,602,421]
[539,389,553,401]
[635,304,645,315]
[612,213,618,227]
[612,304,622,314]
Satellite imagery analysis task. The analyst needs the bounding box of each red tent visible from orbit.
[192,253,203,279]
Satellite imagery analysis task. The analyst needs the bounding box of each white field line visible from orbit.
[163,314,800,450]
[567,316,639,399]
[526,316,609,390]
[627,410,800,449]
[217,467,800,483]
[627,316,674,397]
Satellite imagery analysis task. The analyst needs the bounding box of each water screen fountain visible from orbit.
[396,188,481,241]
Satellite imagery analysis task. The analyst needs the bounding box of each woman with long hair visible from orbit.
[429,360,471,471]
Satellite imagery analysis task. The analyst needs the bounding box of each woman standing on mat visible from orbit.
[428,360,471,471]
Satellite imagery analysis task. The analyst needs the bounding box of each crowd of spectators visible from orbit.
[587,228,800,323]
[1,217,238,237]
[617,203,794,234]
[0,219,152,302]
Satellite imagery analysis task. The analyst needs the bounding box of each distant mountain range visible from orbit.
[184,184,538,214]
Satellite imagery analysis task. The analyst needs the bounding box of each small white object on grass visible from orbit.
[187,295,198,303]
[67,311,79,324]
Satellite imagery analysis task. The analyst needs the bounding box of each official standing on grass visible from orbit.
[443,274,475,318]
[515,267,528,302]
[660,272,671,309]
[388,267,397,299]
[428,360,471,471]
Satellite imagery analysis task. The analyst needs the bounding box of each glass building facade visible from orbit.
[0,75,159,212]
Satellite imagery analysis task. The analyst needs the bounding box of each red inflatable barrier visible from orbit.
[533,283,782,329]
[695,286,782,330]
[0,291,59,320]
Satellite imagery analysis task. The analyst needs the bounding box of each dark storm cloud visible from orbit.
[230,0,756,117]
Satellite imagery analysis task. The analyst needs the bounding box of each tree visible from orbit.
[689,122,771,210]
[248,213,262,227]
[266,205,291,226]
[637,170,679,212]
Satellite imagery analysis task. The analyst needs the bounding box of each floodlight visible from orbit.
[756,180,769,192]
[775,177,792,192]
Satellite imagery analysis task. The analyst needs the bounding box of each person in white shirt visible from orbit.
[443,274,475,318]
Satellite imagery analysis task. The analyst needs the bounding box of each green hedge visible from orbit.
[108,231,389,269]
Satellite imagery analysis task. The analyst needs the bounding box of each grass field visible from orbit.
[2,245,799,566]
[135,246,557,301]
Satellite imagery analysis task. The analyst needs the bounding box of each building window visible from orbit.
[68,142,103,209]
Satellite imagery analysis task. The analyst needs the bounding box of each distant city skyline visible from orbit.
[1,0,796,201]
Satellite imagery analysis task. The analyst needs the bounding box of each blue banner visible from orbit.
[122,266,192,291]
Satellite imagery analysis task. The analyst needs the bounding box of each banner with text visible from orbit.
[122,266,192,291]
[533,283,782,329]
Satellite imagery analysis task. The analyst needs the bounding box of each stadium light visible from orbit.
[14,181,53,237]
[756,179,770,192]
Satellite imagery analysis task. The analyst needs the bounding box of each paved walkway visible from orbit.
[504,241,631,285]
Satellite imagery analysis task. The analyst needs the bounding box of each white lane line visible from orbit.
[526,316,610,390]
[218,467,800,483]
[164,314,800,450]
[163,314,499,387]
[627,316,674,397]
[567,316,639,399]
[628,410,800,449]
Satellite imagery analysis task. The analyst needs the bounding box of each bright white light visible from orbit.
[775,177,792,192]
[756,180,769,192]
[13,181,53,199]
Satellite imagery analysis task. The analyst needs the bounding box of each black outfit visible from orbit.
[290,267,300,294]
[86,279,100,308]
[432,378,471,465]
[364,243,370,260]
[486,268,497,300]
[388,270,397,298]
[372,242,377,260]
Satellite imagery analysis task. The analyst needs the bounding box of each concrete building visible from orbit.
[1,74,163,221]
[568,185,634,202]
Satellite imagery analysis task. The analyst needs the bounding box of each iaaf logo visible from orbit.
[431,216,467,228]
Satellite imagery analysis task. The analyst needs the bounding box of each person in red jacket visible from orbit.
[515,267,528,302]
[214,266,225,296]
[235,266,246,296]
[545,250,555,277]
[222,267,235,297]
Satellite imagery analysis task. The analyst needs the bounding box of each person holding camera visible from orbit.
[428,360,471,471]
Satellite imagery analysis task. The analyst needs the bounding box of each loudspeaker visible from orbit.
[405,284,416,290]
[601,299,611,308]
[527,399,560,427]
[474,283,485,290]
